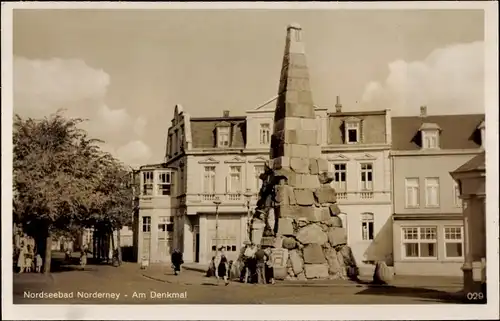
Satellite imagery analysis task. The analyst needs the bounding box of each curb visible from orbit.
[182,265,208,273]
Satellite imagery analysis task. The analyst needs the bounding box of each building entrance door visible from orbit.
[158,216,173,262]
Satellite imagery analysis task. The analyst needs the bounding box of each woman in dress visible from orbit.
[17,243,26,273]
[214,247,229,286]
[80,244,89,270]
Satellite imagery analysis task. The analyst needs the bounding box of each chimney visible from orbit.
[223,110,230,117]
[335,96,342,113]
[420,106,427,117]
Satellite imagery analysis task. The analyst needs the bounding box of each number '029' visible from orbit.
[466,292,484,300]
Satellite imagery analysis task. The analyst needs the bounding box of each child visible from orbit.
[35,253,43,273]
[25,245,33,273]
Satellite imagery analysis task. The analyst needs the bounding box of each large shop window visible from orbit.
[402,226,437,259]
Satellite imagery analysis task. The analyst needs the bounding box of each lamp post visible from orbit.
[243,189,253,243]
[213,198,221,252]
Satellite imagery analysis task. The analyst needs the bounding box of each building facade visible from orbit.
[136,163,176,263]
[390,106,485,276]
[324,99,394,268]
[143,97,394,267]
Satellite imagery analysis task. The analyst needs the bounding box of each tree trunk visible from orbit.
[117,228,122,263]
[43,232,52,274]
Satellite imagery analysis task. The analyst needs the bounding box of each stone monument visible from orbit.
[248,24,358,281]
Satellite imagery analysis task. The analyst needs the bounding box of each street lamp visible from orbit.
[213,198,222,253]
[243,188,253,243]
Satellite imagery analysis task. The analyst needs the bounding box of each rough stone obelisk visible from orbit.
[248,24,358,281]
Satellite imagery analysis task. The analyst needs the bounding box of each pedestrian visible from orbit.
[214,247,229,286]
[35,252,43,273]
[80,244,89,270]
[17,242,27,274]
[243,243,257,283]
[171,249,183,276]
[25,245,34,273]
[264,247,275,285]
[65,247,72,262]
[254,245,268,284]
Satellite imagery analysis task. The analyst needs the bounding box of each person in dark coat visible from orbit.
[215,247,229,285]
[171,249,183,276]
[254,245,268,284]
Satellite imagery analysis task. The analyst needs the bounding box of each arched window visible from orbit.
[361,212,374,241]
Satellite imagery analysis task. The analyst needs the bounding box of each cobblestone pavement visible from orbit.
[13,261,464,305]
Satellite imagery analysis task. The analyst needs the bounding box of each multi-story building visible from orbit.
[136,163,176,263]
[134,97,394,267]
[324,98,393,269]
[390,106,485,276]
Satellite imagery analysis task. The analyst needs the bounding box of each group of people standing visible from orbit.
[205,242,275,286]
[240,242,275,285]
[16,243,43,273]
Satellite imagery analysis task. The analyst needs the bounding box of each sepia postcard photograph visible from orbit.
[1,1,499,320]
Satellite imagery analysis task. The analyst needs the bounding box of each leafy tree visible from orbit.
[13,111,133,272]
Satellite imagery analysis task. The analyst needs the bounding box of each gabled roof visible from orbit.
[391,114,484,150]
[452,152,485,173]
[190,118,246,148]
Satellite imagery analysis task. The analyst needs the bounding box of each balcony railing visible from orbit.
[185,191,389,205]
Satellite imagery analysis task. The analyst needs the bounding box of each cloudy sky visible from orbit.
[13,8,485,167]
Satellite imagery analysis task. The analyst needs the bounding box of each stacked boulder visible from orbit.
[248,23,358,281]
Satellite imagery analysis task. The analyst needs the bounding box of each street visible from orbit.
[13,254,465,305]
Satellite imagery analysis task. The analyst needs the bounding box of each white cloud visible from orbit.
[116,140,153,168]
[14,56,152,166]
[361,41,484,116]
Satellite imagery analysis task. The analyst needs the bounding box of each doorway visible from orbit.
[195,233,200,263]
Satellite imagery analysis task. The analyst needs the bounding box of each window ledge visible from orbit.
[424,205,440,209]
[443,258,464,262]
[404,205,420,209]
[400,258,439,262]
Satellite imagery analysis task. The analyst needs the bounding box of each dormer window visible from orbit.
[344,117,361,144]
[216,124,231,147]
[260,123,271,145]
[423,131,439,149]
[419,123,441,149]
[478,120,485,148]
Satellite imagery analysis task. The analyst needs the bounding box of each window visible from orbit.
[361,213,374,241]
[158,216,174,240]
[203,166,216,194]
[333,163,347,191]
[142,171,154,196]
[259,123,271,145]
[444,226,463,258]
[360,163,373,190]
[142,216,151,233]
[217,127,230,147]
[345,121,360,144]
[453,181,462,207]
[229,166,242,193]
[402,227,437,259]
[157,171,171,196]
[254,165,265,191]
[211,238,237,253]
[405,178,420,208]
[480,128,485,147]
[423,131,439,149]
[425,177,440,207]
[167,134,172,157]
